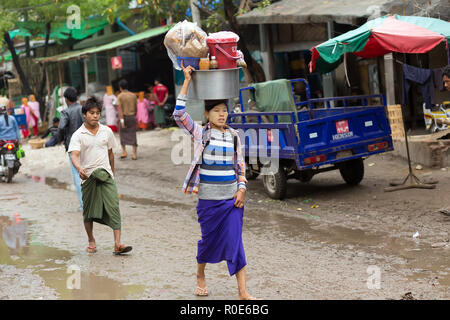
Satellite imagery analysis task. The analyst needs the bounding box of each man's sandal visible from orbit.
[113,244,132,255]
[195,287,209,296]
[86,246,97,253]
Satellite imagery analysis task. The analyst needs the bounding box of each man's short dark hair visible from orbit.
[82,96,102,114]
[204,99,228,112]
[119,79,128,90]
[443,65,450,78]
[52,117,60,123]
[63,87,78,103]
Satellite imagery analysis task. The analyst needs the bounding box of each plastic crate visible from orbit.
[12,113,27,129]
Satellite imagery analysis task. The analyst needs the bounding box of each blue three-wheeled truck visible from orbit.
[227,78,394,199]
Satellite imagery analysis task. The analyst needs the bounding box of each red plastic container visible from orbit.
[207,37,239,69]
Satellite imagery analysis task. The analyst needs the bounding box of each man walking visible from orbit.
[117,79,138,160]
[69,96,132,255]
[58,87,84,211]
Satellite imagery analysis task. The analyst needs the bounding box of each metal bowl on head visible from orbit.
[187,68,241,100]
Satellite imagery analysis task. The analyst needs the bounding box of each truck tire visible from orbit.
[6,168,13,183]
[339,158,364,186]
[263,167,287,200]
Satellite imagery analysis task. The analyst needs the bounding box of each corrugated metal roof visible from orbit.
[35,25,172,63]
[237,0,390,24]
[236,0,449,25]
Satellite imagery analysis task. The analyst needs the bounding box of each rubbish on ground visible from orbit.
[413,231,419,238]
[304,214,320,220]
[401,292,415,300]
[311,204,319,209]
[431,242,449,248]
[415,164,423,170]
[296,208,302,211]
[303,198,312,203]
[368,163,375,167]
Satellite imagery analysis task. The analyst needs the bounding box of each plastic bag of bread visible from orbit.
[164,20,209,70]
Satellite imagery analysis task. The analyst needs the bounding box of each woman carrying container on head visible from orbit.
[173,63,256,300]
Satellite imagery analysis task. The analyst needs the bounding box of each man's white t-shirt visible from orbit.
[68,123,118,180]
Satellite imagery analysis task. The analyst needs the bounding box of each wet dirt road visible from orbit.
[1,129,449,300]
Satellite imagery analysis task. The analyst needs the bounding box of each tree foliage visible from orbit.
[1,0,271,106]
[100,0,270,82]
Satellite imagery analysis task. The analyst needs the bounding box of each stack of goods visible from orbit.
[164,21,247,71]
[164,20,209,70]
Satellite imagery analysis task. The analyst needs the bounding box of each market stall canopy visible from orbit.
[35,25,172,64]
[310,15,450,74]
[9,17,109,40]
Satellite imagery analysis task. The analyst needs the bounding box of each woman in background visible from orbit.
[103,86,118,132]
[136,91,149,130]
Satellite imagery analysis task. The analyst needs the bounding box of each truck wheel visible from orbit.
[245,162,260,180]
[339,158,364,186]
[6,168,13,183]
[263,167,287,200]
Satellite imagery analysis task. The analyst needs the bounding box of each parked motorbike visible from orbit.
[163,97,176,127]
[0,141,24,183]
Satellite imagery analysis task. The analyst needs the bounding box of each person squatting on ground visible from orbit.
[173,64,256,300]
[58,87,84,211]
[69,96,132,255]
[42,117,61,148]
[443,65,450,92]
[438,65,450,215]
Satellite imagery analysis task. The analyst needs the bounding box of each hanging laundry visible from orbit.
[432,67,445,92]
[402,64,434,109]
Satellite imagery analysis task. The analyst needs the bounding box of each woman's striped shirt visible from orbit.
[198,128,238,200]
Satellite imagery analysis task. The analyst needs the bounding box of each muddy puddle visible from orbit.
[0,214,144,299]
[26,175,190,210]
[25,174,450,290]
[245,209,450,287]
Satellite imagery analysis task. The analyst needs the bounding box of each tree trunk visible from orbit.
[3,32,33,96]
[24,12,31,58]
[223,0,266,84]
[38,22,51,121]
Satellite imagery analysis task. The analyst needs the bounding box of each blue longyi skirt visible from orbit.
[196,198,247,276]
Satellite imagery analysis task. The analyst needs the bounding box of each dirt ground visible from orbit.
[1,128,449,300]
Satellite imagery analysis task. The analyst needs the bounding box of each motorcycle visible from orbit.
[0,140,24,183]
[163,97,176,128]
